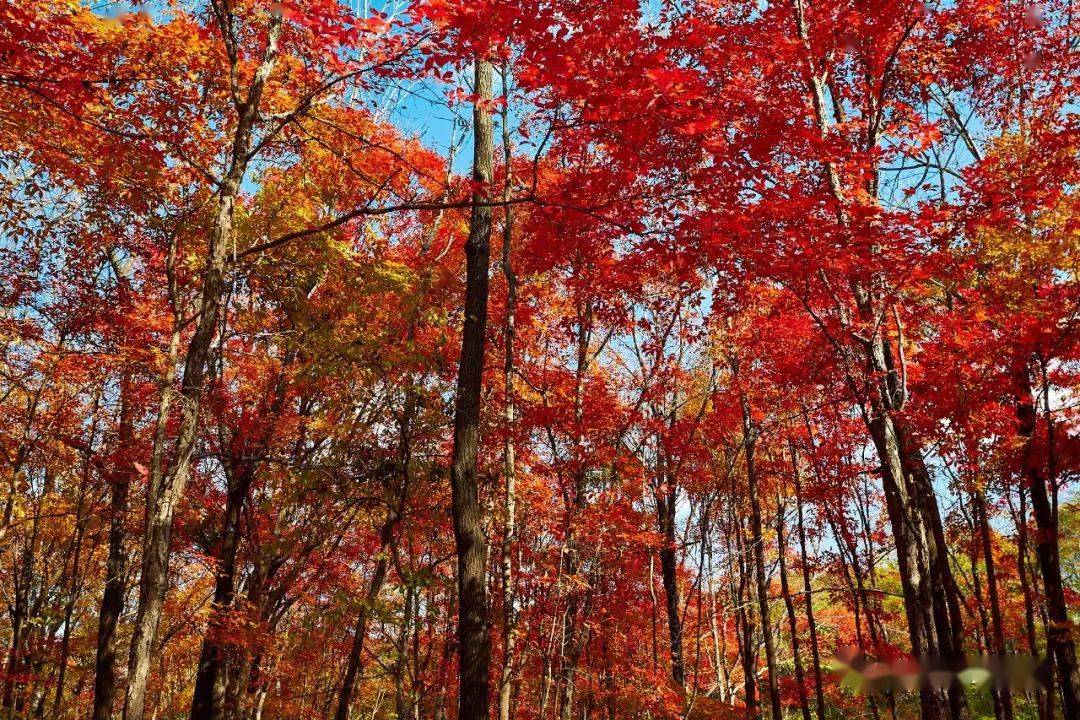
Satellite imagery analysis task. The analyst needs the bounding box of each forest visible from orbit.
[0,1,1077,720]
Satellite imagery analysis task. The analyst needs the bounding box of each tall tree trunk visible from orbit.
[190,351,293,720]
[776,491,811,720]
[189,463,254,720]
[497,61,520,720]
[790,5,969,717]
[394,584,416,720]
[741,396,781,720]
[733,508,757,716]
[334,515,397,720]
[654,452,685,688]
[4,500,36,719]
[556,534,587,720]
[1010,485,1047,720]
[792,457,825,720]
[973,488,1013,720]
[554,279,595,720]
[92,373,135,720]
[448,56,495,720]
[862,332,968,720]
[123,15,282,720]
[1013,361,1080,718]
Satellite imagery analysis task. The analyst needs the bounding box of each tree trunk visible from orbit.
[334,517,396,720]
[394,584,416,720]
[4,507,35,719]
[865,389,968,720]
[555,292,595,720]
[189,463,255,720]
[123,15,282,720]
[654,453,685,687]
[1013,361,1080,718]
[92,373,135,720]
[789,5,969,716]
[448,56,495,720]
[1010,485,1047,720]
[498,61,520,720]
[733,507,757,716]
[792,460,826,720]
[973,488,1013,720]
[191,351,293,720]
[776,491,811,720]
[742,398,781,720]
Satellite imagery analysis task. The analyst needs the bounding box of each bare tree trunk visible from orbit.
[190,350,293,720]
[448,56,495,720]
[973,488,1013,720]
[792,457,825,720]
[654,451,685,688]
[741,396,781,720]
[395,584,416,720]
[334,515,397,720]
[733,507,757,716]
[776,490,811,720]
[789,5,969,716]
[1007,484,1047,720]
[124,15,283,720]
[862,337,968,720]
[497,61,520,720]
[4,478,40,720]
[1013,361,1080,718]
[555,290,597,720]
[92,373,135,720]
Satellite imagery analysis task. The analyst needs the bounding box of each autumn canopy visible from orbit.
[0,2,1077,720]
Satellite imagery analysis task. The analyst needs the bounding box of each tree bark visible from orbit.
[498,61,520,720]
[733,507,757,716]
[973,487,1013,720]
[842,282,968,720]
[741,396,781,720]
[334,514,397,720]
[790,4,969,717]
[123,15,282,720]
[792,459,826,720]
[776,490,811,720]
[1013,361,1080,718]
[655,463,685,688]
[92,373,135,720]
[448,56,495,720]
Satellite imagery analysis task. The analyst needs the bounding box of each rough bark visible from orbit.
[448,56,495,720]
[551,275,595,720]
